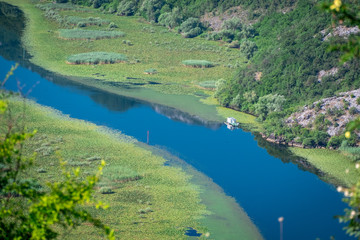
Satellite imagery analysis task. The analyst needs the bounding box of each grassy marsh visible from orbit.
[5,97,263,239]
[59,29,125,40]
[66,52,128,65]
[8,98,206,239]
[290,148,360,188]
[11,0,243,98]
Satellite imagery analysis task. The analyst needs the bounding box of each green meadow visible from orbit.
[13,0,242,100]
[290,148,360,188]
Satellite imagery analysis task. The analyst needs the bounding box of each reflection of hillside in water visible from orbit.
[254,133,343,186]
[152,105,221,129]
[0,2,30,63]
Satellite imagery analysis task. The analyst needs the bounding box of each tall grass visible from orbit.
[36,3,90,12]
[6,98,209,239]
[182,60,215,68]
[59,29,125,40]
[65,16,110,26]
[103,165,141,182]
[198,80,216,89]
[66,52,128,65]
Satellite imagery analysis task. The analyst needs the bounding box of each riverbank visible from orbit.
[7,97,262,239]
[5,0,359,189]
[5,0,245,122]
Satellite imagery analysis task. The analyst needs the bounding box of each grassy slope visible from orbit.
[8,98,262,239]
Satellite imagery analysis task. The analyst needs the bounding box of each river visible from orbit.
[0,2,353,239]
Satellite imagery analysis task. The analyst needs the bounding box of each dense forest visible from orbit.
[54,0,360,147]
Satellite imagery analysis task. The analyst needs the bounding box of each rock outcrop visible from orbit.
[286,89,360,137]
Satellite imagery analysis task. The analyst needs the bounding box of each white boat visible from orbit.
[224,117,239,128]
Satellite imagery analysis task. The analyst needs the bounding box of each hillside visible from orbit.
[62,0,360,146]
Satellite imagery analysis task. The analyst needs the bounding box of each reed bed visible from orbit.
[59,29,125,40]
[66,52,128,65]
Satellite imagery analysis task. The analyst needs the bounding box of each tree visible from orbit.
[0,65,114,239]
[178,17,204,38]
[255,94,286,119]
[140,0,164,22]
[158,7,182,29]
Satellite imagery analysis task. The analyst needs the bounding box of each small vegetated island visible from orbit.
[66,52,128,65]
[182,60,215,68]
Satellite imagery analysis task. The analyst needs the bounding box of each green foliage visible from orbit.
[327,135,345,148]
[59,29,125,40]
[198,80,216,89]
[66,52,128,64]
[357,97,360,105]
[182,60,214,68]
[140,0,164,22]
[0,68,113,240]
[117,0,139,16]
[239,39,257,59]
[349,107,358,115]
[158,7,182,29]
[108,22,118,28]
[179,18,203,38]
[254,94,285,119]
[65,16,110,26]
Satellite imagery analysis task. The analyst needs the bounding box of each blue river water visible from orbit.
[0,56,352,240]
[0,2,354,238]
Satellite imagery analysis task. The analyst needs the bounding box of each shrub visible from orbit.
[179,18,203,38]
[108,22,118,28]
[357,97,360,105]
[140,0,164,22]
[59,29,125,40]
[349,107,358,115]
[303,137,315,147]
[228,40,240,48]
[239,40,257,59]
[144,68,157,74]
[65,16,110,26]
[99,187,115,194]
[327,135,344,148]
[182,60,214,68]
[66,52,128,65]
[158,7,182,29]
[117,0,138,16]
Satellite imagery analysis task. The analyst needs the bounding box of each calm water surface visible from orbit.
[0,3,353,239]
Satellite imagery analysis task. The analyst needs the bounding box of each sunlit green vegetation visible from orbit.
[59,29,125,40]
[13,0,241,99]
[182,60,214,68]
[66,52,128,64]
[198,80,216,89]
[8,98,208,239]
[290,148,360,187]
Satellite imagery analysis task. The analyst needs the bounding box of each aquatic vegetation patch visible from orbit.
[36,3,90,12]
[66,52,128,65]
[65,16,110,26]
[198,80,217,89]
[182,60,215,68]
[59,29,125,40]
